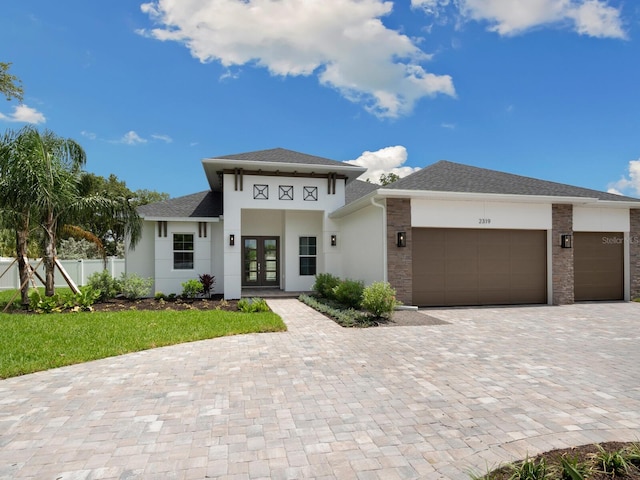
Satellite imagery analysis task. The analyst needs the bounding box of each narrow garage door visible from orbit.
[574,232,623,301]
[413,228,547,307]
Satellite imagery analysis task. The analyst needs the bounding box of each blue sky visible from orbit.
[1,0,639,198]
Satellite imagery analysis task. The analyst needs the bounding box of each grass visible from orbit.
[0,292,286,378]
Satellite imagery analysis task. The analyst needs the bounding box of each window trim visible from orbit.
[299,236,317,276]
[173,233,195,270]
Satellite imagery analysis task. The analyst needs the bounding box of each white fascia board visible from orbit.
[141,216,220,222]
[376,189,603,204]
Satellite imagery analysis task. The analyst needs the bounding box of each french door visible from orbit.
[242,236,279,287]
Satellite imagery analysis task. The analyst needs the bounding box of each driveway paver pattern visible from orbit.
[1,300,639,479]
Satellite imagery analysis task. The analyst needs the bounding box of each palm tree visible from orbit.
[0,126,142,299]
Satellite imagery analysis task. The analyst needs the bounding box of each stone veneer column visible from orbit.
[630,209,640,300]
[552,204,574,305]
[386,198,412,305]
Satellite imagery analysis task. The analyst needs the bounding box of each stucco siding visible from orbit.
[339,204,385,285]
[283,210,323,292]
[573,206,630,232]
[154,221,214,296]
[412,199,551,230]
[126,221,155,290]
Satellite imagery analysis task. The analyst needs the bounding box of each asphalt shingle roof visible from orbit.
[137,191,222,218]
[384,160,638,202]
[217,147,362,169]
[345,179,379,204]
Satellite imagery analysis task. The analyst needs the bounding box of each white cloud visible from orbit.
[151,133,173,143]
[345,146,420,183]
[139,0,455,118]
[120,131,147,145]
[608,159,640,196]
[441,122,456,129]
[81,130,97,140]
[413,0,626,39]
[0,104,46,124]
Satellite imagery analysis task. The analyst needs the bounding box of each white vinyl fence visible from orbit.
[0,257,125,291]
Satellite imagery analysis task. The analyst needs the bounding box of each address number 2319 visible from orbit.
[479,218,491,224]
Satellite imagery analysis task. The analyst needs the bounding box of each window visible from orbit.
[173,233,194,270]
[299,236,317,276]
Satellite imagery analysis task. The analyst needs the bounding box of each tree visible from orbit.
[76,173,167,256]
[0,62,23,102]
[379,172,400,186]
[0,126,142,299]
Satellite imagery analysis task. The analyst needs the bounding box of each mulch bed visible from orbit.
[480,441,640,479]
[91,296,239,312]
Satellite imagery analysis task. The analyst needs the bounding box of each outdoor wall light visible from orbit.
[561,234,572,249]
[397,231,406,248]
[229,234,235,246]
[330,234,337,247]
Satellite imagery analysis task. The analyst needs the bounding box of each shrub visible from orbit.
[298,294,375,327]
[87,270,121,301]
[181,279,204,299]
[29,291,62,314]
[238,297,270,313]
[71,286,101,311]
[120,273,153,300]
[313,273,341,299]
[154,292,166,300]
[199,274,216,298]
[332,279,364,309]
[361,282,397,318]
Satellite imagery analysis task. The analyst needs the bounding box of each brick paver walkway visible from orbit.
[1,300,639,479]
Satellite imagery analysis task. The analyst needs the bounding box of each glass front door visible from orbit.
[242,236,279,287]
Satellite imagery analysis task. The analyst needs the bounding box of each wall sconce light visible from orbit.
[229,234,235,246]
[561,234,572,249]
[330,234,337,247]
[397,231,406,248]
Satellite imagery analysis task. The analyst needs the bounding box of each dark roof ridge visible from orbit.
[214,147,363,169]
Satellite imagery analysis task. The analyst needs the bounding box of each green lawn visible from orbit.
[0,302,286,379]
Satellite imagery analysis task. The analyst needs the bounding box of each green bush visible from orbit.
[298,294,375,327]
[332,279,364,309]
[29,291,62,314]
[181,279,204,299]
[313,273,341,299]
[87,270,121,301]
[361,282,397,318]
[120,273,153,300]
[154,292,166,300]
[238,297,270,313]
[70,286,101,311]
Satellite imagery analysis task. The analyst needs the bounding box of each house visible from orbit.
[126,148,640,306]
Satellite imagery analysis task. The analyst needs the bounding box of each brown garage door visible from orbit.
[574,232,623,301]
[413,228,547,307]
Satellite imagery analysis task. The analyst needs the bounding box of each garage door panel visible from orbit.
[574,232,623,302]
[413,228,547,307]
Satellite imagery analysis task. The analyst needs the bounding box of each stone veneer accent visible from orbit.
[630,209,640,300]
[386,198,412,305]
[552,204,574,305]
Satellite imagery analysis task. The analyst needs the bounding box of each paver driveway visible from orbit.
[1,300,640,479]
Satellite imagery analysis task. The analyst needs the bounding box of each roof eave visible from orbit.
[202,158,366,190]
[377,189,633,205]
[329,189,640,219]
[140,215,221,222]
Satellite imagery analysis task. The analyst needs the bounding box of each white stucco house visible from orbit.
[126,148,640,306]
